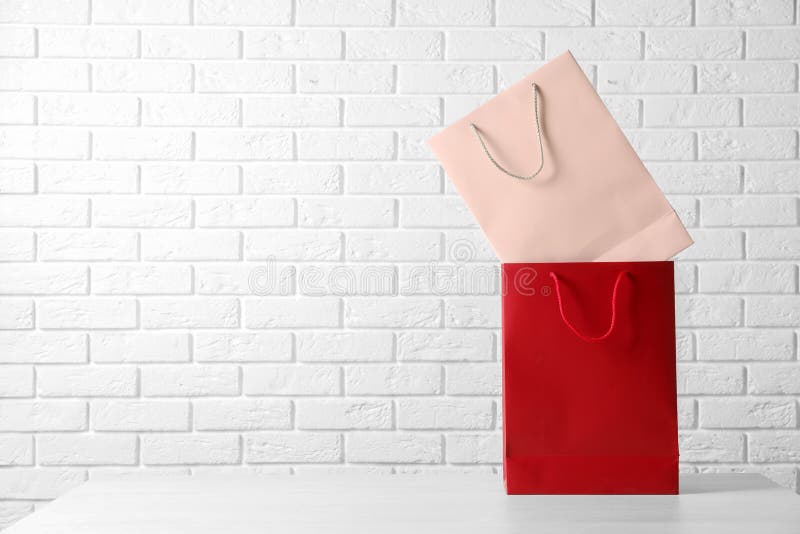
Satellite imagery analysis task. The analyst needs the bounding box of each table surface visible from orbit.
[6,473,800,534]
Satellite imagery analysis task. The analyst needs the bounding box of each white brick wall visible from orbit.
[0,0,798,527]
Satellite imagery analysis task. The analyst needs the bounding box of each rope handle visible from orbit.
[470,82,544,181]
[548,271,629,343]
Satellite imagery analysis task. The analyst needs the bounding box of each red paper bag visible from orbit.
[502,261,678,494]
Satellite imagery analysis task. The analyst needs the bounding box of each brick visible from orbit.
[346,432,441,463]
[244,164,341,194]
[699,263,796,293]
[346,364,442,395]
[0,366,34,397]
[599,63,694,93]
[678,398,696,428]
[0,27,35,57]
[447,364,501,395]
[297,399,392,430]
[644,96,740,127]
[196,0,291,24]
[0,128,89,159]
[93,264,192,295]
[93,0,190,24]
[141,365,238,397]
[94,130,192,161]
[699,398,796,429]
[142,434,240,465]
[677,364,745,395]
[400,263,500,296]
[299,64,394,94]
[142,96,239,127]
[398,331,494,361]
[299,197,395,227]
[346,97,440,127]
[398,398,493,429]
[447,433,501,464]
[92,333,190,363]
[696,0,794,25]
[0,265,87,295]
[38,366,136,397]
[702,197,797,227]
[678,431,744,462]
[197,63,293,93]
[596,0,692,25]
[748,29,800,59]
[0,333,86,363]
[244,97,340,127]
[39,27,138,58]
[142,230,241,261]
[0,300,33,330]
[245,433,341,463]
[38,163,138,194]
[0,60,88,91]
[141,298,239,328]
[750,365,800,395]
[143,29,239,59]
[244,365,341,396]
[0,0,88,23]
[449,30,543,60]
[626,130,696,161]
[346,230,441,261]
[197,198,294,227]
[39,230,138,261]
[195,332,292,362]
[195,263,292,296]
[197,131,293,161]
[91,400,189,431]
[0,401,86,431]
[745,96,800,127]
[646,29,743,59]
[245,298,340,328]
[675,229,743,260]
[93,197,192,228]
[445,297,501,328]
[298,0,391,25]
[297,264,395,296]
[749,432,800,463]
[699,63,796,93]
[699,129,796,160]
[245,29,341,59]
[245,230,342,261]
[697,330,794,362]
[0,95,34,124]
[142,164,241,194]
[39,299,135,329]
[345,298,440,328]
[548,30,641,60]
[347,30,442,60]
[398,64,493,94]
[0,469,86,500]
[348,164,440,194]
[0,435,33,466]
[498,0,592,26]
[648,163,741,194]
[37,434,136,466]
[94,62,192,93]
[747,296,800,327]
[297,331,393,362]
[747,228,800,259]
[194,399,291,430]
[298,131,395,160]
[444,231,497,262]
[0,163,34,193]
[675,296,742,327]
[0,502,33,528]
[401,197,475,228]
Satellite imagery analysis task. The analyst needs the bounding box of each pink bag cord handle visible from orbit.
[548,271,629,342]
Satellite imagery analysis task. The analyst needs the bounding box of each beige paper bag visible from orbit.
[428,51,692,263]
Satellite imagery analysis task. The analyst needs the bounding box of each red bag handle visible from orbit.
[548,271,629,342]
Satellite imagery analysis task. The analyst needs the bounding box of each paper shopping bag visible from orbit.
[502,261,679,494]
[428,51,692,263]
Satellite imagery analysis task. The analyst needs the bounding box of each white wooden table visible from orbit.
[6,474,800,533]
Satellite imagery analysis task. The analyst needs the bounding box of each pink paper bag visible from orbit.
[427,51,692,263]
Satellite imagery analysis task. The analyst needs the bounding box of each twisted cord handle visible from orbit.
[548,271,629,342]
[470,82,544,181]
